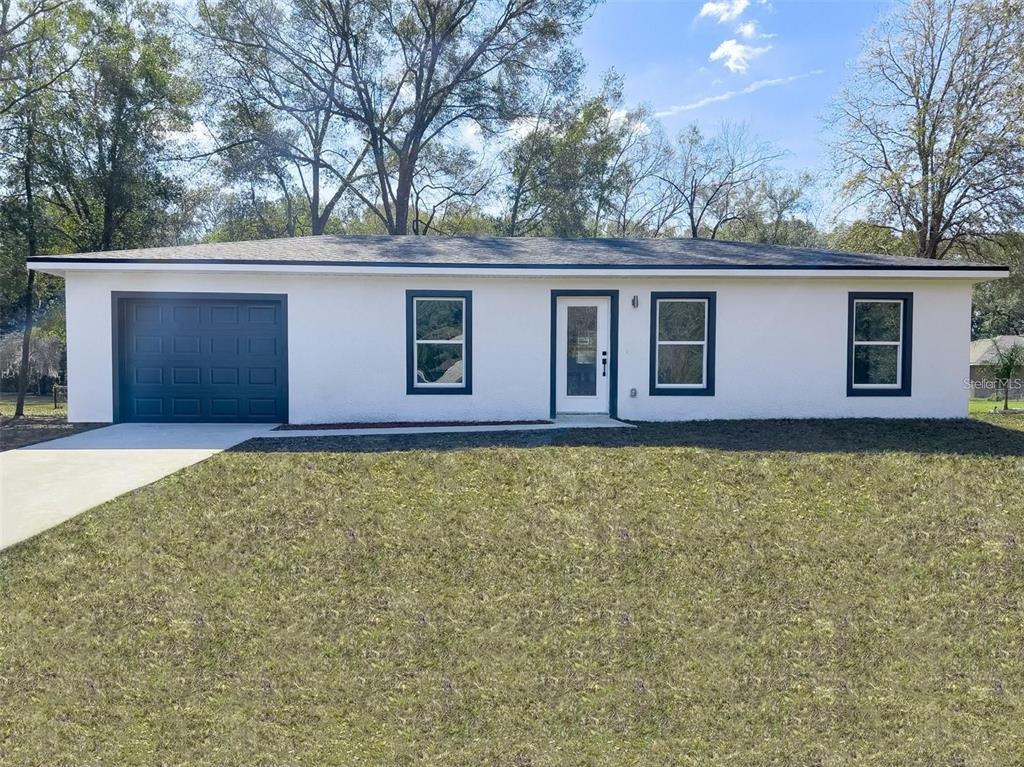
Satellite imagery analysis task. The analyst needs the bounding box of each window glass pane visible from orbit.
[658,300,705,342]
[658,344,705,385]
[566,306,597,396]
[853,345,899,385]
[416,299,464,341]
[416,343,464,384]
[855,301,901,342]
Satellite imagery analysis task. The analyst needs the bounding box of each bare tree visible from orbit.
[409,143,495,234]
[831,0,1024,259]
[602,118,684,238]
[660,122,781,239]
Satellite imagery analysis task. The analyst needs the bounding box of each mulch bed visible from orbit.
[274,419,552,431]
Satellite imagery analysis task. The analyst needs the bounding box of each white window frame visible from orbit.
[655,298,708,389]
[851,298,904,390]
[412,296,466,389]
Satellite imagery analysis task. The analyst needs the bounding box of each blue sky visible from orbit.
[578,0,891,174]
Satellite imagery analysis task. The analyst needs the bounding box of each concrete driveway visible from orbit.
[0,423,274,550]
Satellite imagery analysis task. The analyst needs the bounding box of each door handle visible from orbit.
[601,351,608,377]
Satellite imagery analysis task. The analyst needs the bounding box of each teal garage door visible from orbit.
[115,294,287,423]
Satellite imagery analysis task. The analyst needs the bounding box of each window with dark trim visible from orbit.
[847,292,912,396]
[406,290,472,394]
[649,292,716,396]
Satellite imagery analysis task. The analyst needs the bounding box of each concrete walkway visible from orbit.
[0,423,274,550]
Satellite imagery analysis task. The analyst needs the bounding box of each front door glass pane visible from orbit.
[566,306,598,396]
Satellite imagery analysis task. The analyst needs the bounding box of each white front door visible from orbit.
[555,296,611,414]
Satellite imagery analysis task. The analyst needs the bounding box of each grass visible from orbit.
[0,392,65,417]
[969,397,1024,414]
[2,416,1024,765]
[0,394,104,451]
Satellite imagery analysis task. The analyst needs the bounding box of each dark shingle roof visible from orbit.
[28,235,1006,271]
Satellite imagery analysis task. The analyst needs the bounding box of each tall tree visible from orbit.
[40,0,198,252]
[197,0,595,235]
[831,0,1024,259]
[0,0,80,416]
[499,74,652,238]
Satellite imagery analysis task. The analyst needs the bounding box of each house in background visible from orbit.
[969,335,1024,399]
[27,236,1008,425]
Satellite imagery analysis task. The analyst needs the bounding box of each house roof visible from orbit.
[970,336,1024,365]
[27,235,1008,273]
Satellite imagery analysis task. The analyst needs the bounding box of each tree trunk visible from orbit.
[393,168,412,235]
[15,270,36,417]
[15,121,39,418]
[101,137,117,250]
[311,161,323,235]
[392,151,419,235]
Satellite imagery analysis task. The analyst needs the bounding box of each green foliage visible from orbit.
[2,418,1024,763]
[0,189,65,337]
[989,340,1024,410]
[502,72,649,237]
[716,175,823,248]
[971,234,1024,337]
[205,192,317,242]
[827,220,918,256]
[40,0,199,252]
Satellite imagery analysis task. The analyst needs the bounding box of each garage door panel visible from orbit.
[134,303,162,323]
[248,306,277,323]
[248,336,278,355]
[118,295,286,423]
[173,305,201,325]
[210,335,240,355]
[210,305,239,324]
[134,398,163,417]
[248,399,278,417]
[210,367,239,385]
[172,335,201,354]
[210,399,240,417]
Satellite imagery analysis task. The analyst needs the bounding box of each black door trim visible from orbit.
[549,289,619,419]
[111,291,289,423]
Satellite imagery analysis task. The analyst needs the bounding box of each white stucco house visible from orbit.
[28,236,1008,425]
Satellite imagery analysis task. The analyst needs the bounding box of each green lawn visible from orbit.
[0,394,104,451]
[969,397,1024,414]
[0,392,65,418]
[2,417,1023,765]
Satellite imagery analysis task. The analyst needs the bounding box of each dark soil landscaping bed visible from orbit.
[275,419,552,430]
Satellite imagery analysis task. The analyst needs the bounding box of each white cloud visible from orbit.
[735,21,756,38]
[736,20,776,39]
[698,0,749,23]
[653,70,824,118]
[708,38,771,73]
